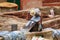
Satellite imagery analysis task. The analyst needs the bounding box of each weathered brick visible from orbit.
[20,0,43,9]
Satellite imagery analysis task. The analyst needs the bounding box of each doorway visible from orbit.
[7,0,20,10]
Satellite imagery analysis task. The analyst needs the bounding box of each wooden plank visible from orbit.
[42,15,60,29]
[26,30,53,40]
[1,9,30,15]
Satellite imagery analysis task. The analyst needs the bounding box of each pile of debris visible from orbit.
[0,15,28,31]
[0,6,60,40]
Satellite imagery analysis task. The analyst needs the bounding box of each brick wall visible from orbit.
[43,0,60,6]
[20,0,60,9]
[43,0,60,3]
[20,0,43,9]
[43,3,60,6]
